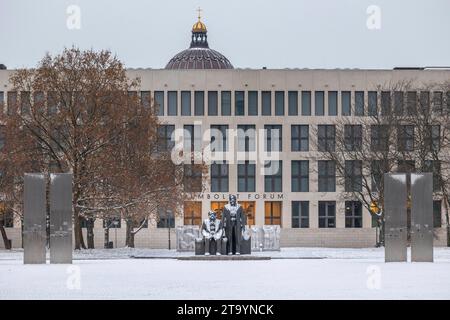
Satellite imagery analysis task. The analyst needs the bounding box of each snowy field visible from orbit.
[1,247,450,299]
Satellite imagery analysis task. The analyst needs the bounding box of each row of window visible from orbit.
[2,90,449,117]
[158,124,441,154]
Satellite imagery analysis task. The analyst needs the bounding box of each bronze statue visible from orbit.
[201,211,224,255]
[222,195,246,255]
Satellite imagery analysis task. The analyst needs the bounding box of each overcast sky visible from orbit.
[1,0,449,69]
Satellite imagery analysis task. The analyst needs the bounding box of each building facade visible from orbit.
[0,16,449,249]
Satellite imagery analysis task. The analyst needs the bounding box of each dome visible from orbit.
[165,11,233,70]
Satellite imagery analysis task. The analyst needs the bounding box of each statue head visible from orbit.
[229,194,237,206]
[208,211,217,221]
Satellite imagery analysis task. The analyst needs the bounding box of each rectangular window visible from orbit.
[235,91,245,116]
[291,160,309,192]
[425,125,440,152]
[248,91,258,116]
[184,201,202,225]
[345,160,362,192]
[183,124,201,154]
[157,125,175,152]
[21,91,31,114]
[168,91,178,116]
[341,91,351,116]
[140,91,151,109]
[292,201,309,228]
[344,125,362,151]
[210,124,228,152]
[211,162,229,192]
[424,160,441,192]
[368,91,378,116]
[288,91,298,115]
[7,91,17,115]
[264,125,282,152]
[318,160,336,192]
[420,91,430,113]
[328,91,338,116]
[318,201,336,228]
[433,200,442,228]
[0,126,5,150]
[157,208,175,228]
[381,91,391,115]
[238,161,256,192]
[275,91,285,115]
[397,125,414,151]
[237,124,256,152]
[183,164,202,192]
[315,91,324,116]
[264,161,282,192]
[154,91,164,116]
[345,201,362,228]
[394,91,404,116]
[301,91,311,116]
[241,201,256,226]
[221,91,231,116]
[432,91,443,114]
[397,160,415,173]
[262,91,271,115]
[210,201,228,220]
[181,91,191,116]
[47,91,58,115]
[371,160,388,192]
[318,125,335,152]
[264,201,282,226]
[194,91,204,116]
[1,208,13,228]
[291,125,309,151]
[103,216,121,228]
[0,92,4,115]
[406,91,417,115]
[355,91,364,116]
[371,125,389,151]
[208,91,218,116]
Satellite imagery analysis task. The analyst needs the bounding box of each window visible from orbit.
[183,125,201,154]
[397,160,415,173]
[264,161,282,192]
[397,125,414,151]
[194,91,204,115]
[371,125,389,151]
[355,91,364,116]
[7,91,17,115]
[420,91,430,113]
[275,91,285,115]
[221,91,231,116]
[433,91,443,114]
[210,201,227,220]
[433,201,442,228]
[301,91,311,115]
[184,201,202,225]
[181,91,191,116]
[241,201,256,226]
[341,91,351,116]
[140,91,151,109]
[21,91,31,114]
[291,160,309,192]
[157,125,175,152]
[211,162,229,192]
[328,91,338,116]
[157,208,174,228]
[0,92,4,114]
[154,91,164,116]
[318,160,335,192]
[238,161,256,192]
[0,127,5,150]
[265,201,282,225]
[406,91,417,115]
[371,160,388,192]
[47,91,58,115]
[393,91,404,116]
[424,160,441,192]
[183,164,202,192]
[208,91,218,116]
[237,125,256,152]
[210,125,228,152]
[288,91,298,115]
[319,201,336,228]
[425,125,440,151]
[292,201,309,228]
[103,216,121,228]
[168,91,177,115]
[368,91,378,116]
[318,125,335,152]
[262,91,271,115]
[345,201,362,228]
[381,91,391,115]
[315,91,324,116]
[291,125,309,151]
[1,208,13,228]
[248,91,258,115]
[344,125,362,151]
[345,160,362,192]
[235,91,244,116]
[264,125,282,152]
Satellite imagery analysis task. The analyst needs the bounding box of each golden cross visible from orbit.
[197,7,202,20]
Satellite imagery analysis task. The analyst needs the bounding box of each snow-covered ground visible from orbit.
[1,247,450,299]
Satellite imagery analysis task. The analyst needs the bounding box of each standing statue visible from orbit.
[201,211,224,255]
[222,195,246,255]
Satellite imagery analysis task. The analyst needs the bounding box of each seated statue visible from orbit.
[200,211,224,255]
